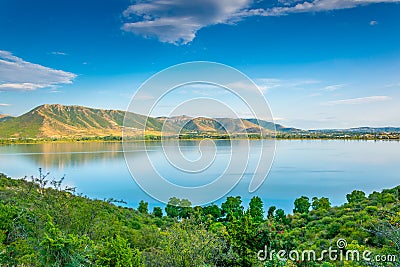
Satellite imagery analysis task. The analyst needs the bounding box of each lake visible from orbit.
[0,140,399,213]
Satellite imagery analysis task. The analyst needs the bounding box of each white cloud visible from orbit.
[50,51,68,56]
[326,95,392,105]
[245,0,400,17]
[122,0,252,44]
[221,78,320,93]
[256,78,320,92]
[324,84,346,91]
[369,20,378,26]
[121,0,400,44]
[0,83,46,91]
[0,103,11,107]
[0,50,76,91]
[255,78,283,92]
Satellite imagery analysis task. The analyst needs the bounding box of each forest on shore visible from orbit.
[0,171,399,266]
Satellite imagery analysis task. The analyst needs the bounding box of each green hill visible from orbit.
[0,104,169,138]
[1,172,399,266]
[0,104,290,139]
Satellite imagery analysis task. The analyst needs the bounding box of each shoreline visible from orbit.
[1,135,399,145]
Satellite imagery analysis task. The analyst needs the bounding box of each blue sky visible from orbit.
[0,0,399,129]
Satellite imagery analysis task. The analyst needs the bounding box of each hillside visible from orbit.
[1,172,399,266]
[0,104,125,138]
[0,104,172,138]
[158,116,278,134]
[157,116,227,133]
[0,114,13,122]
[0,104,286,139]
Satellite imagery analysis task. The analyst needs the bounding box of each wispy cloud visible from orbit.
[326,95,392,105]
[324,84,346,91]
[221,78,320,93]
[256,78,320,92]
[0,83,46,90]
[0,50,76,91]
[255,78,283,92]
[0,103,11,107]
[243,0,400,17]
[135,93,156,100]
[121,0,400,44]
[50,51,68,56]
[183,79,304,93]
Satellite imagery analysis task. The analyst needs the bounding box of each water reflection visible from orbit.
[0,140,399,213]
[0,142,126,168]
[0,140,238,169]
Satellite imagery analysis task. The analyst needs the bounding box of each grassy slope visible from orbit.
[0,104,175,138]
[0,108,44,138]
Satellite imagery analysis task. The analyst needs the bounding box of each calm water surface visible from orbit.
[0,140,399,213]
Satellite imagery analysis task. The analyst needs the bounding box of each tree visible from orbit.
[221,196,244,221]
[312,197,331,210]
[152,207,163,218]
[293,196,310,214]
[138,200,148,214]
[226,211,259,266]
[346,190,366,204]
[248,196,264,223]
[165,197,192,219]
[274,209,287,224]
[179,199,193,219]
[165,197,180,218]
[267,206,276,219]
[202,204,222,221]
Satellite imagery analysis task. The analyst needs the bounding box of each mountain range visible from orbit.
[0,104,294,138]
[0,104,399,139]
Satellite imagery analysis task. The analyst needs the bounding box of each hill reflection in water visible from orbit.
[1,142,125,168]
[0,141,175,168]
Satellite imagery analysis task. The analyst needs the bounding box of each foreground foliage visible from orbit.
[0,171,399,266]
